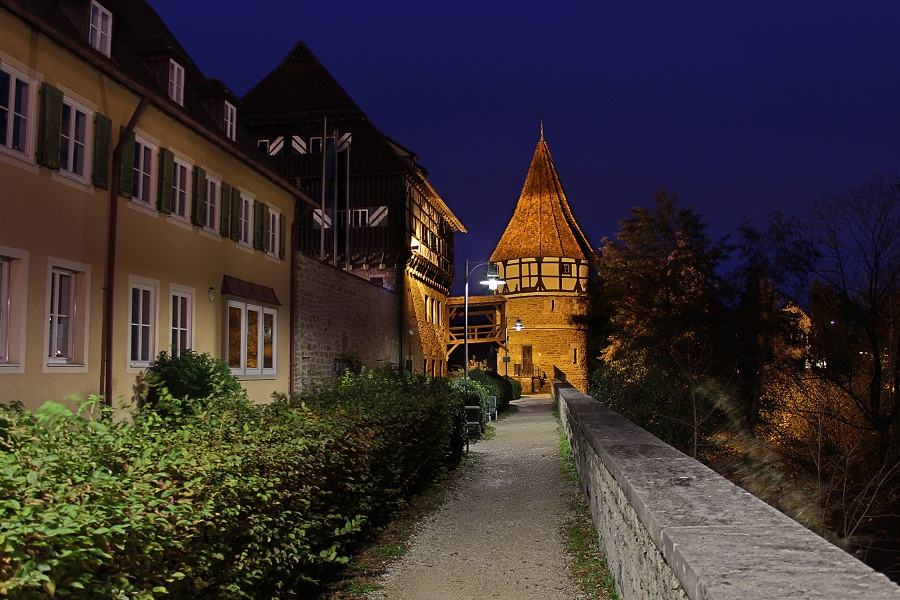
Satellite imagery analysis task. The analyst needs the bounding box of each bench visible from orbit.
[465,405,481,453]
[487,396,497,422]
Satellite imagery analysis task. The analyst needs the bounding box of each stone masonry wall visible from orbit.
[294,253,400,389]
[555,383,900,600]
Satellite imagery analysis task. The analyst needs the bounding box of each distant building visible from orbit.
[490,128,595,392]
[241,42,465,381]
[0,0,315,409]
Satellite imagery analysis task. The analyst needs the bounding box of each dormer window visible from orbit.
[168,60,184,105]
[223,101,236,141]
[89,2,112,57]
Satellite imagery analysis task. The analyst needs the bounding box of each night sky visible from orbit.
[149,0,900,294]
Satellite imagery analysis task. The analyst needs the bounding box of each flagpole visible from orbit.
[319,116,326,260]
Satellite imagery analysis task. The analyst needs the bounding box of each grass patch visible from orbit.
[558,419,619,599]
[318,453,479,599]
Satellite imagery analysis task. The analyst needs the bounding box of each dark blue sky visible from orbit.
[150,0,900,294]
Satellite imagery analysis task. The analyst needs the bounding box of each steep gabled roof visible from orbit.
[491,130,595,263]
[241,41,363,118]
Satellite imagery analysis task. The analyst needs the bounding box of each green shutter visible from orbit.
[192,165,206,226]
[279,213,286,259]
[230,187,241,242]
[92,113,112,189]
[157,147,174,214]
[220,182,231,237]
[37,82,63,170]
[253,199,264,250]
[118,128,135,198]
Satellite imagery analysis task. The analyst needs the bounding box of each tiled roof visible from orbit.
[491,131,595,263]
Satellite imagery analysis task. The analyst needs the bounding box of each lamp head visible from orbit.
[514,318,524,331]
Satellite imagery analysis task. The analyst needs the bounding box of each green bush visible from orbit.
[467,368,514,412]
[449,376,488,434]
[505,376,523,400]
[138,349,244,415]
[0,370,462,598]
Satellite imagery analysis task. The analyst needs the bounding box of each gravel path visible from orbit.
[369,394,583,600]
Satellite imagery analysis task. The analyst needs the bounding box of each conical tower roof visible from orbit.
[491,129,595,263]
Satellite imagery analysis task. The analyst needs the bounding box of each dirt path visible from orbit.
[369,394,583,600]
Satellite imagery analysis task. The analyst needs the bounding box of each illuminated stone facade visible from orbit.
[491,130,595,392]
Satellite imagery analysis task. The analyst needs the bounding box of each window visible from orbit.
[352,209,369,227]
[204,175,219,232]
[310,136,322,154]
[238,194,252,245]
[561,263,572,275]
[257,139,269,153]
[89,2,112,57]
[267,208,279,257]
[131,137,155,204]
[60,100,88,179]
[170,289,192,356]
[129,280,157,367]
[170,158,190,220]
[227,300,276,377]
[48,269,76,363]
[223,101,236,141]
[0,259,8,363]
[0,64,33,157]
[168,60,184,106]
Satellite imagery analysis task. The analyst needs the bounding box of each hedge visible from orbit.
[0,367,466,598]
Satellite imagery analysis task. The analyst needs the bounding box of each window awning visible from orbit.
[221,275,281,306]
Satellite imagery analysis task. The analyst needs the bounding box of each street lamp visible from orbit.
[504,317,524,377]
[464,259,505,379]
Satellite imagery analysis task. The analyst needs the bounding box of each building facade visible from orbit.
[0,0,315,410]
[490,129,595,392]
[240,42,464,383]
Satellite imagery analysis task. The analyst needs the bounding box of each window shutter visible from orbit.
[157,148,174,214]
[118,128,135,198]
[92,113,112,189]
[230,187,241,241]
[220,182,232,237]
[279,213,286,259]
[253,200,264,250]
[37,82,63,170]
[192,165,206,226]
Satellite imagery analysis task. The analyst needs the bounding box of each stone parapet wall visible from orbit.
[554,383,900,600]
[293,254,400,389]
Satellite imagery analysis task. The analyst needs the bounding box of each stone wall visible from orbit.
[554,383,900,600]
[505,293,587,391]
[293,254,400,389]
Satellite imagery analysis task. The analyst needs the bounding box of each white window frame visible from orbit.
[128,276,158,369]
[223,101,236,141]
[238,193,252,246]
[267,207,279,257]
[226,299,277,379]
[89,2,112,57]
[168,59,185,106]
[132,136,156,206]
[0,247,27,372]
[170,157,190,221]
[170,285,193,357]
[0,63,34,160]
[352,208,369,228]
[0,258,8,364]
[47,268,76,364]
[44,258,90,372]
[59,98,91,181]
[203,174,220,232]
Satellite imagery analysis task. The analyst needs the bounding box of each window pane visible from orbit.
[246,308,259,369]
[263,312,274,369]
[228,306,242,369]
[12,79,28,152]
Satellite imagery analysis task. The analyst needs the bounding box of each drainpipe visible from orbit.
[103,97,150,406]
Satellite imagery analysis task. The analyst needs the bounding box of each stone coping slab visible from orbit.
[556,384,900,600]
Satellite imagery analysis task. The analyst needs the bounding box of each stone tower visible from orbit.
[491,129,595,392]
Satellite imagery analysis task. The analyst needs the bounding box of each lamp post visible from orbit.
[464,259,505,379]
[504,317,524,377]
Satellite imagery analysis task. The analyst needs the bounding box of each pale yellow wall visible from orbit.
[0,9,294,410]
[404,271,449,377]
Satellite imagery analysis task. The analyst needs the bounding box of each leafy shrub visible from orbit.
[449,376,488,434]
[0,371,462,598]
[467,368,514,412]
[138,349,244,414]
[505,376,523,400]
